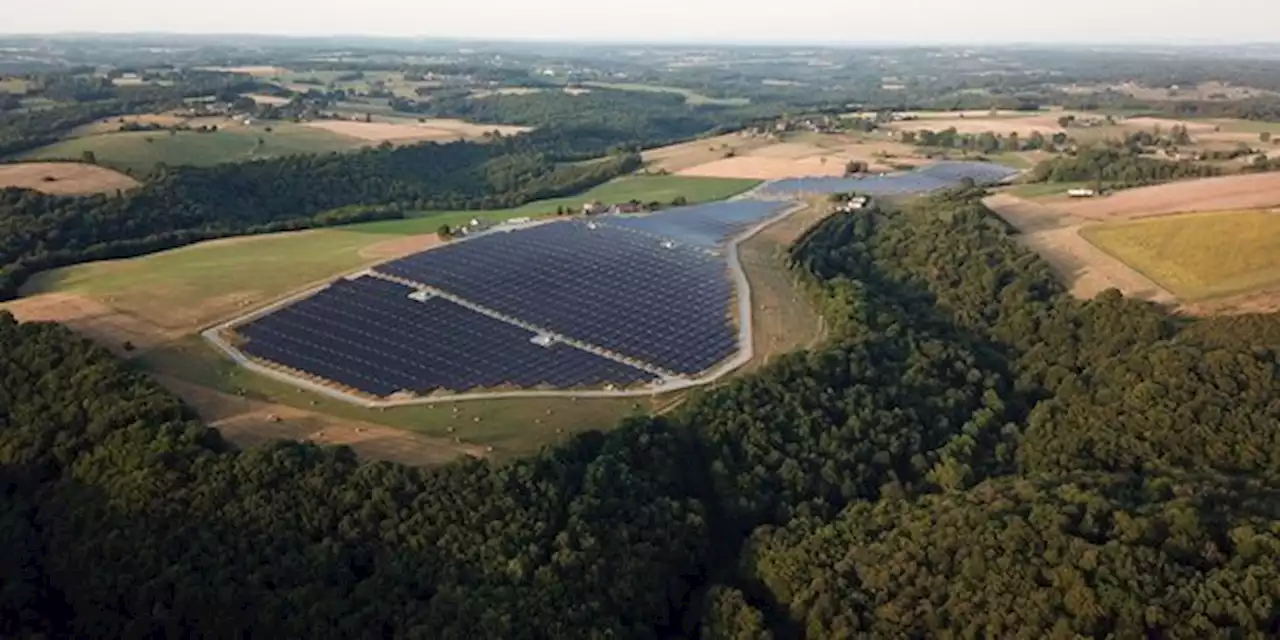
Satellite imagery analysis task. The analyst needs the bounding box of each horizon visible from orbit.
[5,0,1279,47]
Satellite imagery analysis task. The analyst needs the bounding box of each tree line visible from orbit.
[0,136,641,300]
[1,186,1277,636]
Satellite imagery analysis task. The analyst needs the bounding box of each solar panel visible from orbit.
[238,276,655,397]
[375,220,739,374]
[596,201,787,248]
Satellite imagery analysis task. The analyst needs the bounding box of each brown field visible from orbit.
[304,118,529,142]
[0,162,139,195]
[887,114,1067,136]
[985,194,1177,305]
[1,293,175,355]
[199,65,289,77]
[667,134,927,180]
[66,113,191,137]
[244,93,292,106]
[1053,173,1280,220]
[159,376,486,466]
[641,133,772,173]
[1063,81,1275,102]
[357,234,443,260]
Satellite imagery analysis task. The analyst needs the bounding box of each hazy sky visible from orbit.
[6,0,1279,45]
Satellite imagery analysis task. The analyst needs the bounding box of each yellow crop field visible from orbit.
[1081,210,1280,301]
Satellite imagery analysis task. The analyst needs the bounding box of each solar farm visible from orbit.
[208,162,1013,405]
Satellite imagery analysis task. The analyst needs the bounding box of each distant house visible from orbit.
[1067,188,1098,198]
[613,202,643,214]
[581,201,609,215]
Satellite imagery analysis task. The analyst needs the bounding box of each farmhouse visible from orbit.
[1067,188,1098,198]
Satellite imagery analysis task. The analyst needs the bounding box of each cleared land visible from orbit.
[18,223,444,335]
[1080,210,1280,301]
[18,124,367,173]
[304,118,529,142]
[10,174,776,462]
[0,162,138,195]
[985,194,1176,304]
[887,113,1067,136]
[1053,173,1280,220]
[657,133,929,180]
[582,82,748,106]
[735,201,827,373]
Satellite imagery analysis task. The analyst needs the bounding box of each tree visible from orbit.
[80,150,96,164]
[1261,131,1272,143]
[436,223,452,239]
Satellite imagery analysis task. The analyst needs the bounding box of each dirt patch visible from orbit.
[0,162,139,195]
[1053,173,1280,220]
[1179,287,1280,316]
[358,234,444,259]
[1,293,174,355]
[305,118,528,142]
[158,376,483,466]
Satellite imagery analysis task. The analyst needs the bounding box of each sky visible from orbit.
[6,0,1280,45]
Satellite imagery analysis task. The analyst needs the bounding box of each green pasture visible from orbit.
[17,124,366,174]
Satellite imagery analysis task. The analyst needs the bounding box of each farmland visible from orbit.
[581,81,749,106]
[0,161,138,194]
[17,124,368,173]
[1081,210,1280,301]
[1051,172,1280,219]
[303,118,529,142]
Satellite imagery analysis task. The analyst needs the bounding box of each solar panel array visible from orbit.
[597,201,787,248]
[376,220,738,375]
[238,276,655,396]
[234,196,806,397]
[757,161,1019,197]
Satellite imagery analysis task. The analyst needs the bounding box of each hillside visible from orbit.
[2,187,1277,636]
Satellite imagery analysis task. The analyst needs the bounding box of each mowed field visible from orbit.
[17,124,368,174]
[0,161,139,195]
[1081,210,1280,301]
[303,118,530,142]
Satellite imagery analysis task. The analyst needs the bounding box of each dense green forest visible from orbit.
[1027,146,1222,187]
[2,187,1278,636]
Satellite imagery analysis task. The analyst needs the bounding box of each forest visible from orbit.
[2,187,1278,637]
[1026,146,1222,187]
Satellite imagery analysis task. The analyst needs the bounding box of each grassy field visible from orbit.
[420,175,760,221]
[1002,181,1099,199]
[1081,210,1280,301]
[140,334,671,460]
[18,217,459,330]
[582,82,749,106]
[17,124,366,173]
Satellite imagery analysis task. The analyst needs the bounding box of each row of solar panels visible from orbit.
[238,277,657,396]
[375,220,739,374]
